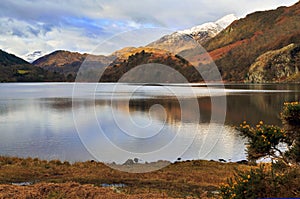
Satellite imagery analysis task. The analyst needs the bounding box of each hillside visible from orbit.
[33,50,114,81]
[203,1,300,82]
[0,50,29,66]
[100,49,202,83]
[0,50,64,82]
[32,50,87,79]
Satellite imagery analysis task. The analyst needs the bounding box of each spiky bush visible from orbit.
[220,101,300,198]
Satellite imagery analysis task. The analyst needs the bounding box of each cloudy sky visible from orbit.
[0,0,298,61]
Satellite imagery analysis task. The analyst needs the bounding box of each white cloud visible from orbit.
[0,17,105,60]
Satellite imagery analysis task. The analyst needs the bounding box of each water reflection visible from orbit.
[0,83,299,163]
[127,92,300,126]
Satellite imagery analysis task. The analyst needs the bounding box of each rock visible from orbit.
[123,159,134,165]
[246,43,300,83]
[236,160,248,164]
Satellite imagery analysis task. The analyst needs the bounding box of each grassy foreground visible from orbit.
[0,156,254,198]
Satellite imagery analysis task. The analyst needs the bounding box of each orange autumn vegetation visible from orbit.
[0,156,253,198]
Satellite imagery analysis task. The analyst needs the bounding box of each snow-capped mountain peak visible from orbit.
[177,22,221,35]
[215,14,238,28]
[147,14,238,54]
[177,14,237,36]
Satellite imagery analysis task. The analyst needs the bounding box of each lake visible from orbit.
[0,83,299,164]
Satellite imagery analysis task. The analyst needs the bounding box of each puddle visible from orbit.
[11,182,33,186]
[101,183,126,188]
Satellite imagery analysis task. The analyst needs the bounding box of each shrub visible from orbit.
[220,101,300,198]
[220,165,300,198]
[238,121,287,163]
[281,102,300,163]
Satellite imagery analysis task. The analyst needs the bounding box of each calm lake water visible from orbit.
[0,83,299,163]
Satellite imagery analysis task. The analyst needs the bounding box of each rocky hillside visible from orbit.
[247,44,300,83]
[0,50,64,82]
[203,1,300,82]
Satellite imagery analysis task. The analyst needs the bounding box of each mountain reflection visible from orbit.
[41,86,300,126]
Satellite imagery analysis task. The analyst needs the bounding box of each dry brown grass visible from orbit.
[0,182,174,199]
[0,156,254,198]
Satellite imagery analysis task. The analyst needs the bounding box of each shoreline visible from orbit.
[0,156,254,198]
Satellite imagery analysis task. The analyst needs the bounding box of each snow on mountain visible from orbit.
[177,22,221,36]
[177,14,237,36]
[25,50,43,63]
[215,14,238,28]
[147,14,238,53]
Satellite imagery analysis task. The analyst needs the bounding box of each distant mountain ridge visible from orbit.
[32,50,87,77]
[33,50,87,68]
[0,49,64,82]
[32,50,115,80]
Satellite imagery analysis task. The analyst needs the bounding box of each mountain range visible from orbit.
[0,50,64,82]
[1,1,300,83]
